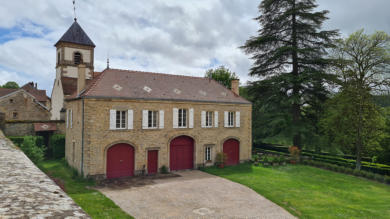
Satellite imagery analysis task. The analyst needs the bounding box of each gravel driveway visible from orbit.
[97,170,295,219]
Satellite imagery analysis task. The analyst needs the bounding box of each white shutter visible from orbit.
[66,109,69,128]
[159,110,164,129]
[201,111,206,128]
[189,108,194,128]
[214,111,218,128]
[127,109,133,129]
[236,111,240,127]
[109,109,116,130]
[173,108,178,128]
[142,110,148,129]
[70,109,73,128]
[224,111,228,127]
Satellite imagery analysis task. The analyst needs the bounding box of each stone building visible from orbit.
[65,68,252,179]
[52,20,252,179]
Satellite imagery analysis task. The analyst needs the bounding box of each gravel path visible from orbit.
[98,170,296,219]
[0,131,89,218]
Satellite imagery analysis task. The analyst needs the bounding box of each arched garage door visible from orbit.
[106,143,135,179]
[223,139,239,166]
[170,136,194,171]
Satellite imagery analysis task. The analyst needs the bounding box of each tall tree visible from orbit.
[1,81,19,89]
[205,66,238,89]
[241,0,338,148]
[327,30,390,169]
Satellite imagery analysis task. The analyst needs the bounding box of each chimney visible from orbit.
[77,64,86,95]
[231,79,239,96]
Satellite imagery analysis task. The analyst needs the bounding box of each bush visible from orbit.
[385,175,390,184]
[353,169,361,176]
[50,134,65,159]
[374,174,384,183]
[366,172,375,180]
[19,136,45,163]
[8,136,25,146]
[160,165,168,174]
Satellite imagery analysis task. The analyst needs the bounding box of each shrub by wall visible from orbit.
[50,134,65,159]
[19,136,45,163]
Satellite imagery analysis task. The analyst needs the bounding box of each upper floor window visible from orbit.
[148,110,158,128]
[228,111,234,127]
[205,111,213,127]
[116,110,126,129]
[57,53,60,64]
[12,112,18,119]
[178,108,187,128]
[9,99,14,103]
[74,52,82,65]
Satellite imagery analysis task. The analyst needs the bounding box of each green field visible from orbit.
[38,160,132,219]
[202,163,390,219]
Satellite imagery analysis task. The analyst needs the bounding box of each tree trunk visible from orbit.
[356,140,362,170]
[291,0,301,148]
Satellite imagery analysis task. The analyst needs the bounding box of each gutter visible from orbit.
[81,98,85,176]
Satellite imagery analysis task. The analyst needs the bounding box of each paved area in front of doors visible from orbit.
[97,170,295,219]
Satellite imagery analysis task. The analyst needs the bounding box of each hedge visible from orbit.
[254,146,390,176]
[9,136,45,148]
[50,134,65,159]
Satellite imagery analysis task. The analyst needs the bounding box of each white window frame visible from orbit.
[116,110,127,129]
[178,108,187,128]
[228,111,234,127]
[205,146,212,162]
[205,111,213,128]
[148,110,158,129]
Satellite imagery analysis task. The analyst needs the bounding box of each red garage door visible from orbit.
[223,139,239,166]
[107,143,134,179]
[170,136,194,171]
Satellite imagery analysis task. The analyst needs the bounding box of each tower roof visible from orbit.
[55,20,95,47]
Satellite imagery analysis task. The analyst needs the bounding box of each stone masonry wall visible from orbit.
[65,98,251,178]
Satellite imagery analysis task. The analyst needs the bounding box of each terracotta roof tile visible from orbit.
[73,69,250,104]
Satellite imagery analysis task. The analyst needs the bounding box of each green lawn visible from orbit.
[38,160,132,219]
[202,163,390,219]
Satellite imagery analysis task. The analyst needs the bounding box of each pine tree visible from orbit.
[241,0,338,148]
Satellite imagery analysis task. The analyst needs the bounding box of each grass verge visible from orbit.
[38,159,132,219]
[201,163,390,219]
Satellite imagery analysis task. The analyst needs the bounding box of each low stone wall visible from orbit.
[0,130,89,218]
[0,112,4,131]
[4,120,65,136]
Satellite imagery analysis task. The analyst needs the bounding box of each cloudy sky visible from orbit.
[0,0,389,94]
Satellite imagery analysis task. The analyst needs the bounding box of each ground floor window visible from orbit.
[205,146,212,162]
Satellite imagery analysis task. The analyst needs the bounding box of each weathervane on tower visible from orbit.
[73,0,77,21]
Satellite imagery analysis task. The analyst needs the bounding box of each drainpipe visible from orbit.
[81,98,85,176]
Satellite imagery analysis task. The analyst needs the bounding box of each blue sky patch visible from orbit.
[0,22,50,44]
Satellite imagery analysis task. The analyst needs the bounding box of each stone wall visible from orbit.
[4,121,65,136]
[65,98,252,178]
[0,112,4,131]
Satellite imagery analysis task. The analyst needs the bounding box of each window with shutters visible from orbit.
[205,111,213,127]
[205,146,212,162]
[116,110,126,129]
[74,52,82,65]
[228,111,234,127]
[178,108,187,128]
[148,110,158,128]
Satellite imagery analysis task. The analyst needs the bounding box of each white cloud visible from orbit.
[1,0,390,94]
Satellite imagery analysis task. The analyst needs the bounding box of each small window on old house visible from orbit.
[116,110,126,129]
[74,52,82,65]
[72,141,76,162]
[228,112,234,127]
[178,108,187,128]
[57,53,60,64]
[9,99,13,103]
[12,112,18,119]
[205,146,211,162]
[148,110,158,128]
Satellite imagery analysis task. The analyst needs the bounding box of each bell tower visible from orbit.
[55,20,95,80]
[50,19,95,120]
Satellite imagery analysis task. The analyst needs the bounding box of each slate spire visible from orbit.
[55,21,95,47]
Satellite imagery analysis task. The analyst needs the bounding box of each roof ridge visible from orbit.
[107,68,209,80]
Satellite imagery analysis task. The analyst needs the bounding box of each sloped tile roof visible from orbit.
[55,21,95,47]
[21,83,50,102]
[0,88,17,98]
[71,68,251,104]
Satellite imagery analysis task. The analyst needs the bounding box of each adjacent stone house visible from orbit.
[65,68,251,179]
